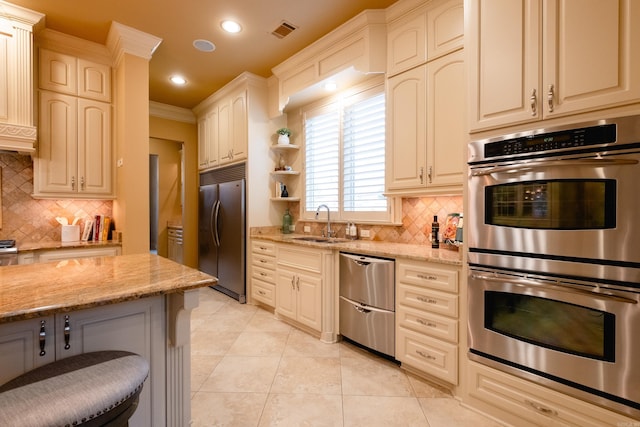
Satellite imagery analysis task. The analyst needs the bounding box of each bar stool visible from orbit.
[0,350,149,426]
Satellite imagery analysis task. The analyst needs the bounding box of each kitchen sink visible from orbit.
[292,236,349,244]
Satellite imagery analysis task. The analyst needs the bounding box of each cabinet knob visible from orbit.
[419,167,424,184]
[428,166,432,183]
[80,176,85,191]
[71,176,76,191]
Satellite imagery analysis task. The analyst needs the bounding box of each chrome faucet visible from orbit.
[315,204,333,237]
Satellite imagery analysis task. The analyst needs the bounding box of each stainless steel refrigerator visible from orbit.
[199,165,246,303]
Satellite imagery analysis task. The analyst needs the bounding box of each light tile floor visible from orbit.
[190,287,505,427]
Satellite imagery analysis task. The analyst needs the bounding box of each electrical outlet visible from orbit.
[304,225,311,233]
[360,229,370,238]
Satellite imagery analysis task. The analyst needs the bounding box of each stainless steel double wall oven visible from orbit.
[467,115,640,418]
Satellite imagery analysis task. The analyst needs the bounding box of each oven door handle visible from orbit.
[470,158,638,176]
[470,273,638,304]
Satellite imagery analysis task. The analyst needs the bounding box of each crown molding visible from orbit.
[106,21,162,66]
[149,101,196,124]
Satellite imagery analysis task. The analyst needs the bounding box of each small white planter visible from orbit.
[278,134,290,145]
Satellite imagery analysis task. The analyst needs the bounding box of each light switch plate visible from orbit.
[360,229,370,238]
[304,225,311,233]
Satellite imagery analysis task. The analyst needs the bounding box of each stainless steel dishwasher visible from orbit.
[339,252,395,358]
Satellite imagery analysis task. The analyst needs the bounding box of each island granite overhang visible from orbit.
[0,253,217,427]
[0,253,216,323]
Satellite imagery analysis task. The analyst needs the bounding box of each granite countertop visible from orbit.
[0,253,217,323]
[251,233,463,266]
[17,240,122,253]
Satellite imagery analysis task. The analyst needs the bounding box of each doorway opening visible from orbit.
[149,138,184,259]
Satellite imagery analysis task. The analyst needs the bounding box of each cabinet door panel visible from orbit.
[0,317,55,384]
[77,58,111,102]
[468,0,541,131]
[387,10,427,76]
[426,49,465,189]
[296,272,322,331]
[230,89,247,160]
[386,65,427,191]
[543,0,640,117]
[275,268,297,320]
[78,98,111,195]
[217,101,231,164]
[39,49,77,95]
[37,91,77,193]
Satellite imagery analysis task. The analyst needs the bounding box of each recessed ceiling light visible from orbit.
[221,20,242,33]
[170,75,187,85]
[193,39,216,52]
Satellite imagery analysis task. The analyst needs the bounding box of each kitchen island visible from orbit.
[0,253,216,427]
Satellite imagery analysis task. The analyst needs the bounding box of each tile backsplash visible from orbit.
[295,195,463,245]
[0,152,113,243]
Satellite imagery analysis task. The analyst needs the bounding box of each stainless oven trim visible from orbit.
[468,251,640,287]
[468,115,640,165]
[468,267,640,418]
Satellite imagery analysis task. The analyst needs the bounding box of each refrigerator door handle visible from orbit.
[212,199,221,247]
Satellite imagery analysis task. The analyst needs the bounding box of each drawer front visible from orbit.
[251,240,276,257]
[251,279,275,307]
[397,261,458,293]
[252,265,276,284]
[397,326,458,384]
[168,228,183,238]
[277,245,322,273]
[397,283,458,318]
[468,362,637,427]
[252,254,276,271]
[397,305,458,343]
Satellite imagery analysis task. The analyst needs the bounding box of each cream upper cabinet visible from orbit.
[386,49,465,195]
[468,0,640,132]
[35,91,112,198]
[386,0,463,77]
[39,49,111,102]
[197,107,219,170]
[386,9,427,77]
[425,49,466,189]
[218,88,247,166]
[386,65,427,192]
[196,76,254,171]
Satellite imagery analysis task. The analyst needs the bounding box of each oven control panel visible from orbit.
[484,124,616,158]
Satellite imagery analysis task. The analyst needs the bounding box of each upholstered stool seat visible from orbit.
[0,350,149,427]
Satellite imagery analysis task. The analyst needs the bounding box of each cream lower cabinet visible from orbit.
[467,0,640,132]
[0,297,165,427]
[396,258,459,384]
[250,239,277,307]
[467,361,639,427]
[275,244,332,335]
[35,90,112,198]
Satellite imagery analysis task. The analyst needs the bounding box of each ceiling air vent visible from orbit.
[272,21,298,39]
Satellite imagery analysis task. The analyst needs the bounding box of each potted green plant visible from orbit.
[277,128,291,144]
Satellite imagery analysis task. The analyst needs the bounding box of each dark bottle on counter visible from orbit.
[431,215,440,248]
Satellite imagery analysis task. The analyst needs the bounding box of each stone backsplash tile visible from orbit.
[294,195,463,244]
[0,152,113,243]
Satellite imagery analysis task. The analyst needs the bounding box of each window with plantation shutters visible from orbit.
[303,83,389,223]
